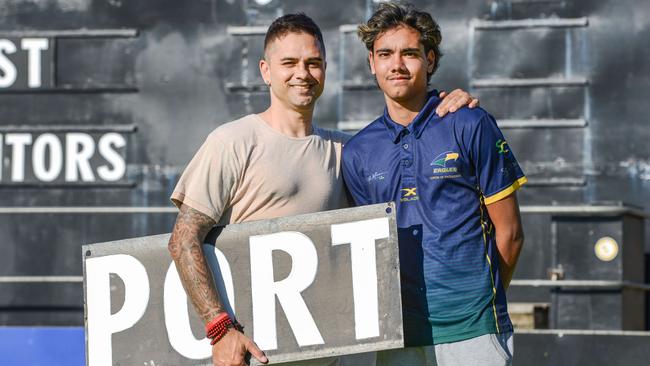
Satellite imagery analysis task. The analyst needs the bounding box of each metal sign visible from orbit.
[0,37,53,90]
[83,203,403,366]
[0,131,128,184]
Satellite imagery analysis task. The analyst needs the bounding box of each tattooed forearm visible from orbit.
[168,204,223,323]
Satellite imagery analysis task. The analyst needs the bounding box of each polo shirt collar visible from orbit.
[381,90,440,143]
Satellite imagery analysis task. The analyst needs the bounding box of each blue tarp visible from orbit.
[0,327,84,366]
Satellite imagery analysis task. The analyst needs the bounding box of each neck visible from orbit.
[258,103,314,138]
[384,90,428,127]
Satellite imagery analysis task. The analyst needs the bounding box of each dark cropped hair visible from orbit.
[358,2,442,80]
[264,13,326,57]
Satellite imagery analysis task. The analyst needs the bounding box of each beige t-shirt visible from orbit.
[171,114,351,225]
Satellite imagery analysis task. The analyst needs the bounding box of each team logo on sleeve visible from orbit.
[429,151,461,180]
[496,139,510,154]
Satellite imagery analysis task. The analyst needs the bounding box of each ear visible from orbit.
[426,49,435,74]
[368,51,376,75]
[259,58,270,85]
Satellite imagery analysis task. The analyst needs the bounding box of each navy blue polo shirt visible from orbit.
[342,92,527,345]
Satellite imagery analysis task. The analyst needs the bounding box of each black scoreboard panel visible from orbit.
[1,0,650,327]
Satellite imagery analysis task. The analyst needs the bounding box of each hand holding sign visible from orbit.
[212,331,268,366]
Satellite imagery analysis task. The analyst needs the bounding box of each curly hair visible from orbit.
[357,2,442,80]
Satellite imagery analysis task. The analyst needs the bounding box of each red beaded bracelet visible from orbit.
[205,313,234,345]
[208,321,243,345]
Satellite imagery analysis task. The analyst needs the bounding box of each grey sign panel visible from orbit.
[83,203,403,366]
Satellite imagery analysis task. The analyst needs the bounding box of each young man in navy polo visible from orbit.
[342,3,526,365]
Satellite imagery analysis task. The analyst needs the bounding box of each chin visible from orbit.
[290,98,315,109]
[385,89,411,102]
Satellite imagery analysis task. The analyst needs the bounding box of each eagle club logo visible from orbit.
[431,151,459,167]
[430,151,461,180]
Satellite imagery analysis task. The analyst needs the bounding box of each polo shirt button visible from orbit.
[403,160,412,167]
[403,143,409,149]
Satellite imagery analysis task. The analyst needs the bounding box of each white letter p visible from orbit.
[86,254,150,366]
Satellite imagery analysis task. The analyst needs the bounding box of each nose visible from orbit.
[390,54,406,73]
[294,61,311,80]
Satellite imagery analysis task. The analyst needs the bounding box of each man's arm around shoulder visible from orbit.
[168,204,268,366]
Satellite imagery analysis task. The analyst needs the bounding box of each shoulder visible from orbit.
[205,114,262,148]
[313,126,353,145]
[210,114,259,139]
[188,116,259,165]
[344,117,385,152]
[444,106,493,130]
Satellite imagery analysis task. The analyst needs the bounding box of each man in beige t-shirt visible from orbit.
[167,13,477,366]
[171,114,349,225]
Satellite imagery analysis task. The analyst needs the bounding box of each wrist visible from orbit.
[206,313,242,345]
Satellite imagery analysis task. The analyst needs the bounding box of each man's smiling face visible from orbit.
[261,31,326,112]
[369,25,435,103]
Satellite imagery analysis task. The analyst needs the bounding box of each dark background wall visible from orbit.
[0,0,649,327]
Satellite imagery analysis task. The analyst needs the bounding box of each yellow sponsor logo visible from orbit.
[402,187,417,197]
[400,187,419,202]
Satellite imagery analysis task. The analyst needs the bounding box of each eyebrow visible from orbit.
[279,57,323,62]
[374,47,422,53]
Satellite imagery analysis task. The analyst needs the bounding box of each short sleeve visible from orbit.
[468,113,527,205]
[342,147,371,207]
[170,133,240,222]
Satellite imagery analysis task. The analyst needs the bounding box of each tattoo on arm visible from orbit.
[168,204,223,323]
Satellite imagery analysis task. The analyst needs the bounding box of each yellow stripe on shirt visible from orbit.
[484,176,528,205]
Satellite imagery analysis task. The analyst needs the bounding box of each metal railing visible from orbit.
[511,279,650,291]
